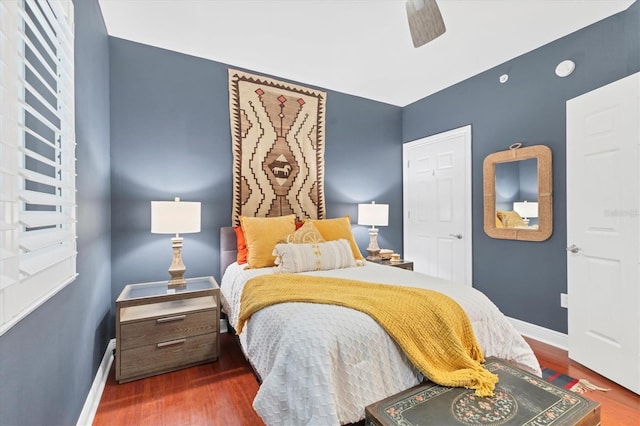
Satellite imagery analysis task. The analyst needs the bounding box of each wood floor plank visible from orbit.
[93,333,639,425]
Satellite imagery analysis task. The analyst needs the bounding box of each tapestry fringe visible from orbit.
[570,379,611,393]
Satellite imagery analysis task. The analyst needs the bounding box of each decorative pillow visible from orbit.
[273,240,356,273]
[282,221,325,244]
[497,211,526,228]
[495,216,504,229]
[240,215,296,268]
[309,216,365,262]
[233,226,248,264]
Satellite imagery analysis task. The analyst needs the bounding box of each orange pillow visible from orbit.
[233,226,247,264]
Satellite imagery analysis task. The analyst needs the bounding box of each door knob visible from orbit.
[449,233,462,239]
[566,244,581,254]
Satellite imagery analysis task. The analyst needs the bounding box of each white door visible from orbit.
[566,72,639,394]
[403,125,472,285]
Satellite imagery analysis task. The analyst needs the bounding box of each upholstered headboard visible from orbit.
[220,227,237,279]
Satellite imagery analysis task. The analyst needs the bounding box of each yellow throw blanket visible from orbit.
[237,274,498,396]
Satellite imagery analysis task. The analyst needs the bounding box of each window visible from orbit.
[0,0,75,335]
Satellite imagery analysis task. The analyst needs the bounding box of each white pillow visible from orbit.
[273,239,357,273]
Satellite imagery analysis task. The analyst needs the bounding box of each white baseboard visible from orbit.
[508,317,568,351]
[77,338,115,426]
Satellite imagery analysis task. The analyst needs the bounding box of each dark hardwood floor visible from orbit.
[93,332,263,426]
[93,333,639,425]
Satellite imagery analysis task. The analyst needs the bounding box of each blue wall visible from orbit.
[108,39,403,300]
[403,2,639,333]
[0,0,112,424]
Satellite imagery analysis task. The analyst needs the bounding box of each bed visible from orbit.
[219,221,541,426]
[496,210,540,230]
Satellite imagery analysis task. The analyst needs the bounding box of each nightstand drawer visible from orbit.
[389,261,413,271]
[120,308,216,350]
[119,332,218,382]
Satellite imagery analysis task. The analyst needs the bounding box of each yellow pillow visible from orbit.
[497,211,526,228]
[309,216,364,261]
[495,215,504,228]
[240,215,296,268]
[282,221,325,244]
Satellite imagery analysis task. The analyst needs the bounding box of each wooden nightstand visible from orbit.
[115,276,220,383]
[369,259,414,271]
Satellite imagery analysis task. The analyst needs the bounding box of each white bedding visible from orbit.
[220,262,541,426]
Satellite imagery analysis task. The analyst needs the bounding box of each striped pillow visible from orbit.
[273,239,356,273]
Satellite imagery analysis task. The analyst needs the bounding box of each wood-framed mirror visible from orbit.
[483,144,552,241]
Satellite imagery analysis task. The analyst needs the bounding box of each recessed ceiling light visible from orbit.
[555,60,576,77]
[499,74,509,84]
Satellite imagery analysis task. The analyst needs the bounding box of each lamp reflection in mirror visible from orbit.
[151,197,201,288]
[357,201,389,261]
[513,201,538,225]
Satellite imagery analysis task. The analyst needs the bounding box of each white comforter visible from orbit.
[220,262,541,426]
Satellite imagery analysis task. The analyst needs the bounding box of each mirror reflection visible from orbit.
[495,158,538,229]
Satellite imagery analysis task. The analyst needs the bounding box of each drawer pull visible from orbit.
[157,338,186,348]
[156,315,186,324]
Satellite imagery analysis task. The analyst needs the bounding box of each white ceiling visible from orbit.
[98,0,635,107]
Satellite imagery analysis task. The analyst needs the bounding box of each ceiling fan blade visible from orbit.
[406,0,446,47]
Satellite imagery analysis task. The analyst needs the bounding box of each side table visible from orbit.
[115,276,220,383]
[370,259,414,271]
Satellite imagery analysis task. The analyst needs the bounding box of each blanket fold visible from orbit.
[237,274,498,396]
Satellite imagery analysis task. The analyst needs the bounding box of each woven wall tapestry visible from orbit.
[229,69,326,226]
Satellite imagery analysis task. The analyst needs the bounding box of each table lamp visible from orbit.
[151,197,201,288]
[513,201,538,225]
[358,201,389,261]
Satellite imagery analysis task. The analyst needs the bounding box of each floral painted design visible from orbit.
[376,359,591,426]
[451,390,517,425]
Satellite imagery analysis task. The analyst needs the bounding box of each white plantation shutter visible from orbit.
[0,0,75,335]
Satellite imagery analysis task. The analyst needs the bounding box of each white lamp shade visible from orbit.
[358,202,389,227]
[151,198,201,234]
[513,201,538,218]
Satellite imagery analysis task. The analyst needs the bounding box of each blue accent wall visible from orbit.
[0,0,112,424]
[403,2,639,333]
[109,39,403,300]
